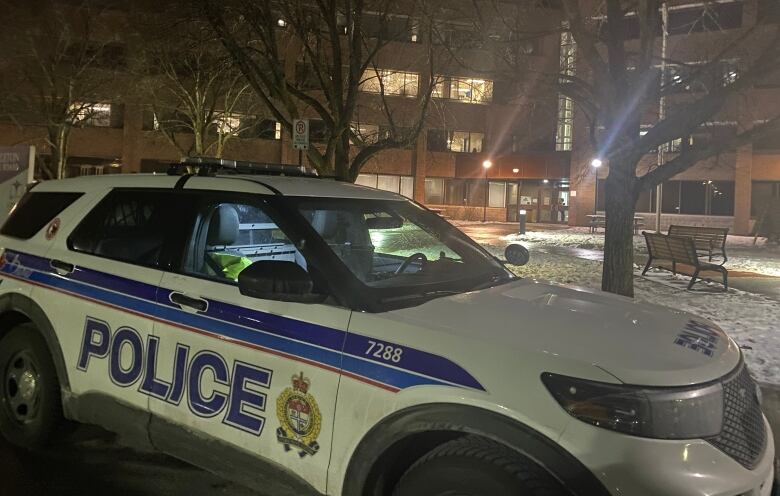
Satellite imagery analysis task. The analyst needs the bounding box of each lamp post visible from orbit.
[482,159,492,222]
[591,158,602,215]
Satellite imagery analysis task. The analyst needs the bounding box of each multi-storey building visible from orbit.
[567,0,780,235]
[0,0,777,235]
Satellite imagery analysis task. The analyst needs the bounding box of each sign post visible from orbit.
[292,119,309,166]
[0,145,35,225]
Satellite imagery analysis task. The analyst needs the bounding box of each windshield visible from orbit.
[295,198,513,304]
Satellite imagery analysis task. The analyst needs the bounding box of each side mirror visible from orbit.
[238,260,325,303]
[504,243,530,266]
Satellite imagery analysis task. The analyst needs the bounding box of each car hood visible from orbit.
[387,279,740,386]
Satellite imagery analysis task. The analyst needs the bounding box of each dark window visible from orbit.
[596,178,606,211]
[661,180,681,213]
[709,181,735,216]
[68,190,196,269]
[635,188,657,213]
[424,178,444,204]
[668,2,743,35]
[445,178,466,205]
[680,181,707,215]
[1,192,83,239]
[309,120,329,143]
[426,129,448,152]
[466,180,486,207]
[751,181,780,217]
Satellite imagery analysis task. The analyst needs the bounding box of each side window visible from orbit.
[1,192,83,239]
[69,190,192,269]
[182,200,304,283]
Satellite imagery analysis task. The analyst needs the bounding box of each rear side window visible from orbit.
[0,192,83,239]
[69,189,196,269]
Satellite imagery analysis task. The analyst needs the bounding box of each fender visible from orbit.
[341,403,610,496]
[0,292,71,392]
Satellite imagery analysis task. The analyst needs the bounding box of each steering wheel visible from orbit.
[394,252,427,275]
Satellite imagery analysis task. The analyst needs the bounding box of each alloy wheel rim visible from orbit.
[4,350,41,424]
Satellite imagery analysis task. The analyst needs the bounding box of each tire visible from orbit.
[0,324,64,448]
[392,435,569,496]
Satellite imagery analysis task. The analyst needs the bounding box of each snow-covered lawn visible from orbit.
[477,230,780,385]
[502,228,780,277]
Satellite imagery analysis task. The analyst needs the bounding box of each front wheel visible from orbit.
[393,436,569,496]
[0,324,64,448]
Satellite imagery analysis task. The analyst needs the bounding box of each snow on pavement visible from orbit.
[478,237,780,385]
[502,229,780,277]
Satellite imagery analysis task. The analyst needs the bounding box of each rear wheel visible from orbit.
[392,435,569,496]
[0,324,64,448]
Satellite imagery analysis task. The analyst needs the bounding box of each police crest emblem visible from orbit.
[276,372,321,457]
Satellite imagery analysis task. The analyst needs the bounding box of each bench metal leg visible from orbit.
[672,261,677,275]
[722,269,729,291]
[687,269,700,290]
[641,257,653,276]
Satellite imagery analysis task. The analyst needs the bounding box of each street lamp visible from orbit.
[482,160,492,222]
[591,158,603,215]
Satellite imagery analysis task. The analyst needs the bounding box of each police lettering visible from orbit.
[673,320,721,357]
[77,317,272,436]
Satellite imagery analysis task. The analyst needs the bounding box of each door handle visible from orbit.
[169,292,208,312]
[50,259,74,274]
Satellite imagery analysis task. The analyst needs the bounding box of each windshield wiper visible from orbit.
[470,273,515,292]
[378,290,461,304]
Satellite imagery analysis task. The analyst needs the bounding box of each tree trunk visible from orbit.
[49,125,70,179]
[602,167,640,297]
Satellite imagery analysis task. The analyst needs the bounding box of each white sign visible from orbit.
[0,145,35,225]
[292,119,309,150]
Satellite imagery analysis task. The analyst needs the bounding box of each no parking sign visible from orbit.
[292,119,309,150]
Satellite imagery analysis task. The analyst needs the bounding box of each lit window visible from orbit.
[360,69,419,97]
[216,113,242,135]
[431,76,493,103]
[555,27,576,151]
[71,102,111,127]
[351,123,380,144]
[275,121,282,140]
[277,19,287,27]
[450,131,484,153]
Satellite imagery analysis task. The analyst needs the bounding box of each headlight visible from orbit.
[542,372,723,439]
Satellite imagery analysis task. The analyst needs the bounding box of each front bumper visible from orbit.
[559,415,775,496]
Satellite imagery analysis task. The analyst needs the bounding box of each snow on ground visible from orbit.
[501,228,780,277]
[477,233,780,384]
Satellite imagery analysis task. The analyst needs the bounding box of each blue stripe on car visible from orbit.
[1,250,485,392]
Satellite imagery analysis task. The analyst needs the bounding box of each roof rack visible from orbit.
[168,157,320,178]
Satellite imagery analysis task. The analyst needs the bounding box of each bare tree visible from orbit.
[135,18,258,159]
[197,0,442,181]
[465,0,780,296]
[0,0,122,179]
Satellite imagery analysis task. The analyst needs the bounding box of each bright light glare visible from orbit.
[591,158,603,168]
[543,179,549,184]
[512,168,520,173]
[482,160,492,169]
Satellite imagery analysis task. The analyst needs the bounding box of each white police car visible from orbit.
[0,159,774,496]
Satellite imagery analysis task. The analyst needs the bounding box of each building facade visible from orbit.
[0,0,778,235]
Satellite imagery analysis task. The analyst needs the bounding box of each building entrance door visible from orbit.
[538,187,569,223]
[506,183,520,222]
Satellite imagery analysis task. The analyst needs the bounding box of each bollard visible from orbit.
[518,209,527,235]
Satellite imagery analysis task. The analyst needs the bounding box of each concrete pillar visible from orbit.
[413,130,427,203]
[121,103,143,173]
[734,142,753,235]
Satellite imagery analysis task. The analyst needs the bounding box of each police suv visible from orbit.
[0,159,774,496]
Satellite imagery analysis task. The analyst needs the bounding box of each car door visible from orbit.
[44,187,192,422]
[149,182,349,492]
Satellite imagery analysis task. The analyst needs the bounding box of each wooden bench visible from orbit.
[668,225,728,264]
[641,231,728,290]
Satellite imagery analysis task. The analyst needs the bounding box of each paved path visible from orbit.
[0,426,262,496]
